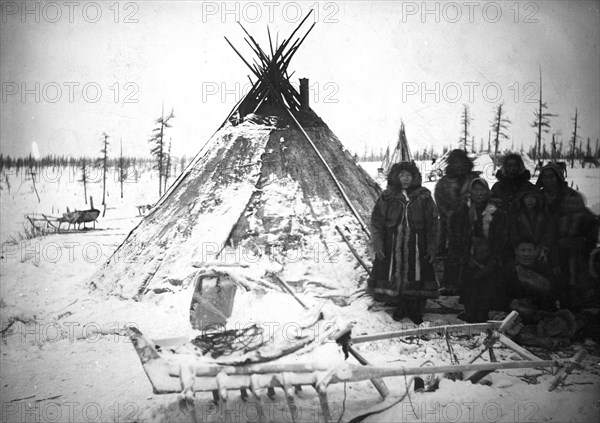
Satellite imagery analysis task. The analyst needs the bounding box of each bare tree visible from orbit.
[491,103,511,169]
[570,108,580,168]
[149,106,175,196]
[530,66,557,160]
[551,133,559,162]
[118,138,125,199]
[100,132,109,216]
[27,154,40,202]
[163,137,172,193]
[79,157,89,204]
[558,140,564,159]
[460,104,472,152]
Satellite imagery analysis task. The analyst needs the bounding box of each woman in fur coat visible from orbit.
[369,161,439,323]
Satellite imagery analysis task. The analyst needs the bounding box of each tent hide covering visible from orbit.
[91,14,382,299]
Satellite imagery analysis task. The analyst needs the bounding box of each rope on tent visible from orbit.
[284,108,371,239]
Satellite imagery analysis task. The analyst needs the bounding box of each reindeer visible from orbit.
[76,209,100,229]
[57,202,100,231]
[581,155,600,168]
[57,209,82,231]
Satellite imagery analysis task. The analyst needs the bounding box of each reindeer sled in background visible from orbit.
[581,155,600,169]
[27,196,101,235]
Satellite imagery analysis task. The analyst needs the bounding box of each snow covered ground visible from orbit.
[0,162,598,422]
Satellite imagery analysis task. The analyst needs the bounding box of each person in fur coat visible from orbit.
[508,185,558,268]
[536,163,599,309]
[491,153,535,211]
[434,149,480,294]
[369,161,439,323]
[459,178,507,322]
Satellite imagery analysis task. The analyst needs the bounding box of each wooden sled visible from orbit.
[26,214,59,235]
[129,279,586,423]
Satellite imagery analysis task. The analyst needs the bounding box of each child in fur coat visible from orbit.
[459,178,507,322]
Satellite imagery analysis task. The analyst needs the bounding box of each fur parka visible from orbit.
[491,153,535,211]
[369,162,439,303]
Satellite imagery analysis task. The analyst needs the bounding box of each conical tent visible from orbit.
[92,14,381,299]
[379,121,412,175]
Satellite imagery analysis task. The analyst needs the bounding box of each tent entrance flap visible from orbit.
[190,274,238,331]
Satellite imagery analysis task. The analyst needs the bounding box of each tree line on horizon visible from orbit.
[0,105,182,206]
[359,68,600,167]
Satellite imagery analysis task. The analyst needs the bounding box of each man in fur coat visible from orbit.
[491,153,535,212]
[434,150,480,295]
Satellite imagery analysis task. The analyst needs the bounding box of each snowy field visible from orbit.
[0,161,599,422]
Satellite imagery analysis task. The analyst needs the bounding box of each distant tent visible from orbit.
[378,121,412,176]
[91,12,381,299]
[519,151,537,176]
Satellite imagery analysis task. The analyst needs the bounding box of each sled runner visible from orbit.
[128,269,585,423]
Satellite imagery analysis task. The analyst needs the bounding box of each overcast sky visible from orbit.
[1,1,599,159]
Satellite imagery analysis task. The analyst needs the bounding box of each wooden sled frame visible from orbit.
[26,210,100,235]
[128,311,585,423]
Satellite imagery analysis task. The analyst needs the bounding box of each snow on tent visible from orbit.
[378,121,412,176]
[91,12,381,306]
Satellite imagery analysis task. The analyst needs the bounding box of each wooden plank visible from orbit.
[498,334,541,361]
[150,360,558,393]
[348,345,389,399]
[352,322,500,344]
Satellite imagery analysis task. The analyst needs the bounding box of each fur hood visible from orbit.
[470,177,491,192]
[387,161,422,193]
[444,149,474,178]
[536,163,567,187]
[495,153,531,182]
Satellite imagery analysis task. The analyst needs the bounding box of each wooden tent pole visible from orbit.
[284,107,371,238]
[335,225,371,274]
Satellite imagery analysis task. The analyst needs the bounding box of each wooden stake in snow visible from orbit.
[28,163,40,203]
[548,348,586,391]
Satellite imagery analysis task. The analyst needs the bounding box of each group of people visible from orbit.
[368,149,599,327]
